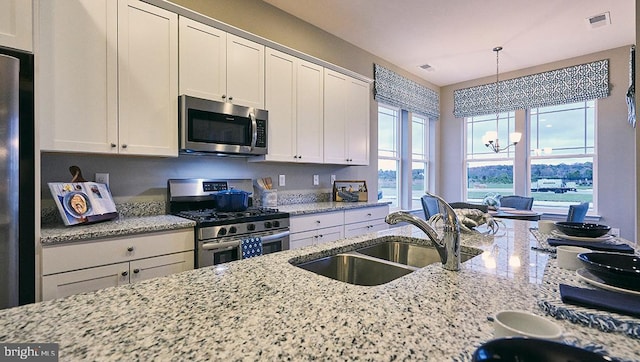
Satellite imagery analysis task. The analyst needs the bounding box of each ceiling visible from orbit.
[262,0,635,87]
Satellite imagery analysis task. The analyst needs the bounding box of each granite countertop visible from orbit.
[40,202,388,245]
[6,219,639,360]
[277,201,391,215]
[40,215,196,246]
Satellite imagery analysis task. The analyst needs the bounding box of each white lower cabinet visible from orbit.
[289,211,344,250]
[289,205,390,250]
[41,229,194,301]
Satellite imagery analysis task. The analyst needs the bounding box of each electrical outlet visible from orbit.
[313,175,319,186]
[95,173,109,186]
[278,174,286,187]
[331,174,336,184]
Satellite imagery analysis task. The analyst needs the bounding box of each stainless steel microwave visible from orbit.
[179,95,268,156]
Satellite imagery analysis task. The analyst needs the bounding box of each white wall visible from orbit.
[439,46,637,240]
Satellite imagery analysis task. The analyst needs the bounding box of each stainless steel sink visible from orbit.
[296,253,414,286]
[356,241,476,268]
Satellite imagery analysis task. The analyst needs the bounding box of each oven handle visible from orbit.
[260,230,290,243]
[201,240,240,251]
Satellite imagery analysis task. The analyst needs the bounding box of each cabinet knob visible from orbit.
[121,271,128,277]
[367,213,372,216]
[299,155,302,159]
[221,94,226,99]
[110,143,116,148]
[133,268,140,274]
[293,155,298,159]
[127,246,134,252]
[122,144,128,149]
[316,220,321,224]
[228,96,233,101]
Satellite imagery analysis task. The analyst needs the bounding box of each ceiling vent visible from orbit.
[419,63,434,71]
[586,12,611,29]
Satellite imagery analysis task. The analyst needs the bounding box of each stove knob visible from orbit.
[247,224,256,231]
[264,221,272,228]
[273,221,280,228]
[229,226,237,234]
[218,228,227,236]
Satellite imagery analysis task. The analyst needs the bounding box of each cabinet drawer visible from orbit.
[130,251,194,283]
[344,220,388,238]
[344,205,389,224]
[42,262,129,301]
[290,211,343,233]
[42,229,194,275]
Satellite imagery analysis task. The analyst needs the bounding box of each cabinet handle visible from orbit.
[133,268,140,274]
[127,246,134,252]
[110,143,116,148]
[122,144,128,149]
[121,271,128,277]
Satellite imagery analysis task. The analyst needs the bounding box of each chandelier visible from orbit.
[483,46,522,153]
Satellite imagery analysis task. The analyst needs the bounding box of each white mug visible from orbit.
[492,310,563,340]
[556,245,591,270]
[538,220,557,234]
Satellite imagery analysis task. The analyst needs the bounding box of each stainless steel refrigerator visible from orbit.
[0,48,35,309]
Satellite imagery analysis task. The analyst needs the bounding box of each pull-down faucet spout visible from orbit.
[385,193,461,271]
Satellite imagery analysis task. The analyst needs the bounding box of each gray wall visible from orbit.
[440,45,637,240]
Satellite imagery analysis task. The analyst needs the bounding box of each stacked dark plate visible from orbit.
[578,252,640,292]
[555,222,610,238]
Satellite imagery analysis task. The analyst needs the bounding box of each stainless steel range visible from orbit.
[168,179,290,268]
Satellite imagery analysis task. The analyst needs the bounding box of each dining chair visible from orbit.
[499,195,534,210]
[448,202,488,213]
[566,202,589,222]
[421,195,440,219]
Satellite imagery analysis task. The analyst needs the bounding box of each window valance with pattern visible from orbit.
[453,59,609,118]
[373,64,440,119]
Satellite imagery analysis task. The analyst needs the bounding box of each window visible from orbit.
[529,101,595,210]
[378,105,400,207]
[463,100,596,212]
[378,104,431,210]
[411,114,429,209]
[465,111,516,203]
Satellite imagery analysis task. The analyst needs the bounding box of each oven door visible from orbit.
[259,230,290,255]
[198,240,241,268]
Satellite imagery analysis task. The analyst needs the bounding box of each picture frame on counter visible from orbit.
[333,180,368,202]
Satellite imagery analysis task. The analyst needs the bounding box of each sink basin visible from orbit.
[356,241,476,268]
[296,253,413,286]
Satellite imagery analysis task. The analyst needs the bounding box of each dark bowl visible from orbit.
[472,337,613,362]
[555,222,611,238]
[578,252,640,291]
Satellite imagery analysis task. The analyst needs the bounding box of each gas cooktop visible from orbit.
[176,207,287,226]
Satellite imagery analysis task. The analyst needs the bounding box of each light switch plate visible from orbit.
[313,175,319,186]
[279,174,285,187]
[95,173,109,186]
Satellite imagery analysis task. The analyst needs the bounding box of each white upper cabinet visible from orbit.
[38,0,178,157]
[256,48,323,163]
[37,0,118,154]
[178,17,226,101]
[118,0,178,156]
[178,17,265,109]
[0,0,32,51]
[323,69,370,165]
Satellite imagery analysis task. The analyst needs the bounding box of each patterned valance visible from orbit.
[453,59,610,118]
[373,64,440,119]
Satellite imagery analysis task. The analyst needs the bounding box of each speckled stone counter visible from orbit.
[5,220,639,361]
[40,215,196,245]
[277,201,390,215]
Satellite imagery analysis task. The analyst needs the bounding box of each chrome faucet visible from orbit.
[385,193,461,271]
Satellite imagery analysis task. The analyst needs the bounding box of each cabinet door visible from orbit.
[315,225,345,245]
[129,251,194,283]
[323,69,348,164]
[42,262,129,301]
[37,0,118,153]
[226,33,264,109]
[264,48,296,161]
[323,69,370,165]
[118,0,178,156]
[345,78,370,165]
[178,16,227,101]
[289,230,317,250]
[344,220,388,238]
[0,0,32,51]
[295,61,324,163]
